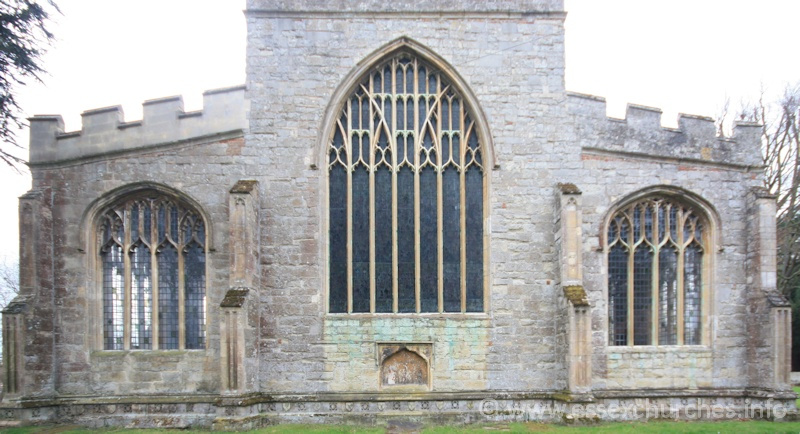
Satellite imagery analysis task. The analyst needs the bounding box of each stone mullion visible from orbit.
[700,216,710,346]
[346,99,353,313]
[459,102,467,313]
[436,75,444,313]
[368,76,376,314]
[480,126,488,311]
[651,203,659,345]
[626,210,634,346]
[413,78,422,314]
[391,72,399,312]
[676,209,686,345]
[178,213,186,349]
[150,203,160,350]
[123,204,132,351]
[137,204,152,350]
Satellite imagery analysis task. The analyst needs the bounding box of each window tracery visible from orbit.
[607,196,705,346]
[328,52,485,313]
[98,192,206,350]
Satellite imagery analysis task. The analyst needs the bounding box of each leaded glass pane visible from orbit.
[130,244,152,350]
[684,244,703,345]
[157,204,167,241]
[633,247,652,345]
[102,243,124,350]
[184,243,206,349]
[99,192,207,351]
[608,244,628,346]
[374,166,393,313]
[328,164,348,313]
[158,244,179,349]
[419,167,438,313]
[397,167,415,313]
[607,196,706,346]
[170,205,179,241]
[465,167,483,312]
[658,246,678,345]
[351,165,370,313]
[442,166,461,312]
[130,203,140,241]
[143,204,152,243]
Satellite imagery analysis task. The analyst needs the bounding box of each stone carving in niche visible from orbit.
[378,343,432,390]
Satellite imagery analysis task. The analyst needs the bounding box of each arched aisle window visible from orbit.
[98,190,206,350]
[327,51,485,314]
[607,195,708,346]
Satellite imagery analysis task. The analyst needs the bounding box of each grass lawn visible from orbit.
[795,386,800,408]
[5,420,800,433]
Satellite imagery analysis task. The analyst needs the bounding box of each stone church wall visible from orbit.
[246,0,571,396]
[567,93,764,391]
[16,86,248,398]
[0,0,794,428]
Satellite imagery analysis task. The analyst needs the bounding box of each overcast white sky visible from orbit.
[2,0,799,261]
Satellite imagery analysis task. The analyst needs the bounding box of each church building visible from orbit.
[1,0,794,428]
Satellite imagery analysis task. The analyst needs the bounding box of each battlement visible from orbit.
[246,0,564,14]
[566,91,762,168]
[28,85,248,165]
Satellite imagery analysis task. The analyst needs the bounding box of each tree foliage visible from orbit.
[0,0,58,169]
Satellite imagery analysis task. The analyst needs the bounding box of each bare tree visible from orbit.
[0,259,18,363]
[0,259,18,310]
[739,86,800,296]
[734,84,800,369]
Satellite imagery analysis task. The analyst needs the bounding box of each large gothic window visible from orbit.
[607,196,705,346]
[99,192,206,350]
[328,52,485,314]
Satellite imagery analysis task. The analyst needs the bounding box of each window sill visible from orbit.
[325,312,491,320]
[91,349,206,357]
[607,345,711,354]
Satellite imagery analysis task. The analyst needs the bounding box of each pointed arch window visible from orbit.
[99,192,206,350]
[607,196,706,346]
[328,52,485,314]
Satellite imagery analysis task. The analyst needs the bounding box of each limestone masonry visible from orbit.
[1,0,794,428]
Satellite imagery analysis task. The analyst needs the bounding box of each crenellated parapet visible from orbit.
[566,91,762,168]
[28,85,248,165]
[246,0,564,14]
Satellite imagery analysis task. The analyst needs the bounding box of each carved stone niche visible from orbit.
[377,343,432,391]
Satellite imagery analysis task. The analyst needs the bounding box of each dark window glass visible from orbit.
[607,197,706,346]
[351,165,370,313]
[465,166,483,312]
[397,167,416,313]
[658,246,678,345]
[327,53,485,314]
[608,244,628,346]
[158,244,179,350]
[184,242,206,350]
[328,164,348,313]
[99,192,206,350]
[375,165,393,313]
[633,247,652,346]
[419,167,438,313]
[684,244,703,345]
[442,166,461,312]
